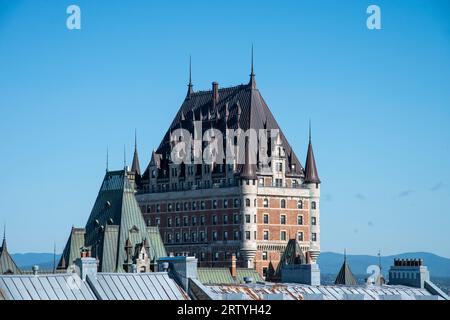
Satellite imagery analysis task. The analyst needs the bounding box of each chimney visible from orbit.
[230,254,237,278]
[212,82,219,107]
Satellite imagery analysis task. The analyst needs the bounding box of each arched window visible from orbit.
[297,200,303,209]
[311,201,317,210]
[280,199,286,208]
[245,198,251,207]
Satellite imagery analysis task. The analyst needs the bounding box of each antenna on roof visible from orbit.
[378,250,382,272]
[134,129,137,152]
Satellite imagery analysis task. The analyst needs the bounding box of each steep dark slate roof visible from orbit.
[143,75,304,178]
[334,258,357,286]
[304,139,320,184]
[273,239,306,280]
[59,170,166,272]
[0,238,21,275]
[131,133,141,176]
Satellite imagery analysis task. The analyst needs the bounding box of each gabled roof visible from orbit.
[58,227,85,269]
[0,238,21,275]
[335,257,357,286]
[143,74,304,178]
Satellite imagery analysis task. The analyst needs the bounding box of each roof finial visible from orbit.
[251,44,254,76]
[3,223,5,241]
[187,55,194,97]
[134,129,137,151]
[123,144,127,169]
[309,119,312,143]
[249,44,257,89]
[106,147,109,172]
[378,250,382,272]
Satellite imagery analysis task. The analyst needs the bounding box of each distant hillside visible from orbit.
[12,251,450,278]
[11,253,62,271]
[318,252,450,278]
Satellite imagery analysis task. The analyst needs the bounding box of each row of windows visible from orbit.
[166,230,241,243]
[166,214,241,227]
[168,251,241,262]
[260,214,317,226]
[145,199,317,213]
[260,230,317,242]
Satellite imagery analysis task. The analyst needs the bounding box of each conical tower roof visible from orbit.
[304,124,320,184]
[334,253,357,285]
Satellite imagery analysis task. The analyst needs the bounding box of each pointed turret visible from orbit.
[304,122,320,184]
[334,250,357,285]
[2,224,6,252]
[241,136,257,180]
[248,44,257,89]
[131,130,141,176]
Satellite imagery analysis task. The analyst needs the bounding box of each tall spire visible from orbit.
[187,55,194,98]
[249,44,257,89]
[123,144,127,169]
[304,121,320,184]
[106,147,109,172]
[131,129,141,176]
[2,224,6,250]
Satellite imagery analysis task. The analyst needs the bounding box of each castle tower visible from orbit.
[304,122,321,263]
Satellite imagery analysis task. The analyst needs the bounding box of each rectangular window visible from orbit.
[234,199,240,208]
[213,231,218,241]
[262,251,268,261]
[280,215,286,225]
[275,179,283,187]
[167,218,173,227]
[212,215,218,225]
[223,231,228,241]
[311,217,317,225]
[155,218,160,226]
[183,233,189,242]
[191,232,197,242]
[201,201,206,209]
[297,232,303,241]
[245,231,251,240]
[192,216,197,226]
[276,162,282,172]
[263,214,269,224]
[224,200,228,208]
[263,267,268,279]
[263,230,269,241]
[200,216,205,225]
[233,214,239,224]
[213,200,218,209]
[311,233,317,241]
[245,214,251,223]
[175,233,180,243]
[223,215,228,224]
[200,231,205,242]
[183,216,189,226]
[156,204,160,213]
[280,231,287,241]
[234,230,240,240]
[263,198,269,207]
[175,217,180,227]
[297,215,303,225]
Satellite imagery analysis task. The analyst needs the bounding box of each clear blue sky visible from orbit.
[0,0,449,257]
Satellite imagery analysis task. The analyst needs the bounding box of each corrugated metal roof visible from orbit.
[87,272,188,300]
[202,282,442,300]
[0,273,96,300]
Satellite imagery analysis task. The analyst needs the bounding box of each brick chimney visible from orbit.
[230,253,237,278]
[212,82,219,107]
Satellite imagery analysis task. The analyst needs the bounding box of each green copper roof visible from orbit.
[197,268,262,285]
[59,170,166,273]
[58,227,85,269]
[236,269,262,283]
[198,268,235,284]
[146,226,166,260]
